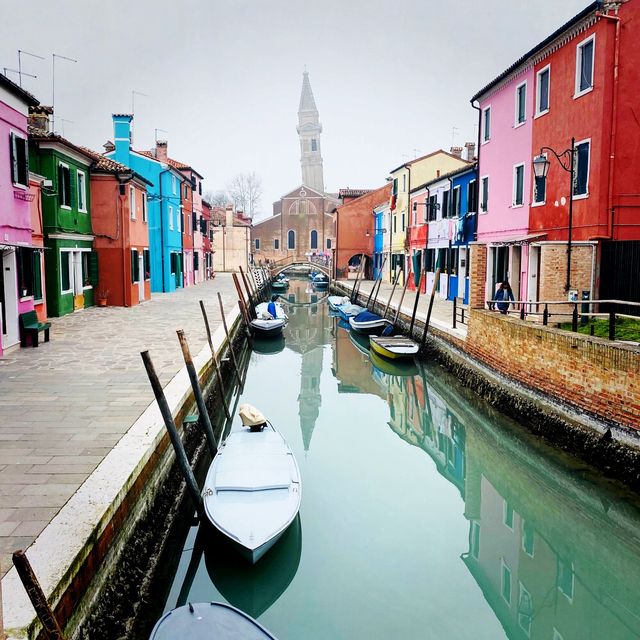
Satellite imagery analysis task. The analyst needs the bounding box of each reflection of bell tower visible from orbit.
[298,347,323,451]
[297,70,324,193]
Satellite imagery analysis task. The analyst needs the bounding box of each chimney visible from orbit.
[103,140,115,153]
[450,146,463,159]
[112,114,133,161]
[226,204,234,227]
[28,105,53,133]
[464,142,476,161]
[155,140,168,163]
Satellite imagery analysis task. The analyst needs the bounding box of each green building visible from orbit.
[29,125,97,317]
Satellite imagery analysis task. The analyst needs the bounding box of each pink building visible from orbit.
[0,75,40,356]
[473,67,535,303]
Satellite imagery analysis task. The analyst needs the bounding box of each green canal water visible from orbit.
[157,278,640,639]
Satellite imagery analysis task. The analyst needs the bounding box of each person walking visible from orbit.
[494,281,514,314]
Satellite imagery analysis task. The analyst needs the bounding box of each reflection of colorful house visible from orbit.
[0,76,40,354]
[29,114,97,318]
[84,149,152,307]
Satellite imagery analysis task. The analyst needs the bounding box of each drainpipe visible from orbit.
[470,100,482,241]
[405,164,411,284]
[596,9,621,239]
[447,175,455,281]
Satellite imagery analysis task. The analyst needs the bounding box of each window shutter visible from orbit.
[144,249,150,280]
[194,251,199,271]
[10,133,19,183]
[89,250,99,286]
[131,250,137,283]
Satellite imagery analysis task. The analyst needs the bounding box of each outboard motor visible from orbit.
[239,404,267,432]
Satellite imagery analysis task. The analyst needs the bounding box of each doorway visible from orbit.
[528,246,540,305]
[1,250,19,349]
[138,253,145,302]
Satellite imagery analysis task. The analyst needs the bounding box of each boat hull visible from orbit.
[250,320,285,338]
[348,316,393,336]
[337,304,364,321]
[369,336,419,360]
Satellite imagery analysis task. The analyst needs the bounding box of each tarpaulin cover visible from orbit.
[354,310,382,322]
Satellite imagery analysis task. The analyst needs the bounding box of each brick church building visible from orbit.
[251,71,338,265]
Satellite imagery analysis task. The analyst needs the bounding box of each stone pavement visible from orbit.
[336,278,468,339]
[0,275,239,578]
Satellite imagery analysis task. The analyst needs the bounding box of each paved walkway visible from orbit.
[335,279,468,340]
[0,275,239,578]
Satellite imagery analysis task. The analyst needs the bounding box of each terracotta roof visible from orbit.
[77,147,153,186]
[28,129,95,163]
[0,74,39,107]
[339,188,372,198]
[135,149,203,177]
[389,149,471,174]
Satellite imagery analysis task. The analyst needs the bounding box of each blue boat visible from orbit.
[348,310,393,336]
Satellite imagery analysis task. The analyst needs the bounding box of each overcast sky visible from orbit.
[1,0,587,218]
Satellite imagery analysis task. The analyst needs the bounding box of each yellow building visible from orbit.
[388,149,469,282]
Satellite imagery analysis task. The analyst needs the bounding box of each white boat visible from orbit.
[203,407,301,564]
[251,302,288,338]
[348,310,393,336]
[328,295,350,311]
[337,303,365,320]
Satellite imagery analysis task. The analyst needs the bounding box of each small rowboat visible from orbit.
[328,295,350,311]
[272,280,289,292]
[369,335,419,360]
[203,411,301,564]
[337,303,365,321]
[348,310,393,336]
[251,302,288,338]
[149,602,278,640]
[312,275,329,290]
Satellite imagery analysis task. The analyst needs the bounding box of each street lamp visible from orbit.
[532,136,575,292]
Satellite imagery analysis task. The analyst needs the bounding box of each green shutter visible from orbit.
[89,251,99,286]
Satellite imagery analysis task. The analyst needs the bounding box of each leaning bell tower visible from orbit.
[297,70,324,193]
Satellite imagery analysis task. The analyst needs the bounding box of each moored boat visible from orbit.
[348,310,393,336]
[149,601,278,640]
[251,301,288,338]
[337,303,365,321]
[369,335,420,360]
[272,280,289,292]
[328,295,350,311]
[202,405,302,564]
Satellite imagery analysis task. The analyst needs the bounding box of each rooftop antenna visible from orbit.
[131,90,149,144]
[52,53,78,133]
[18,49,44,87]
[3,68,37,83]
[155,127,168,143]
[451,126,459,148]
[59,118,74,137]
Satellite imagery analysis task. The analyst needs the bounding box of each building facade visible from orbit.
[211,205,251,272]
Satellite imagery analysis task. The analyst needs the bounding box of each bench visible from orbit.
[19,311,51,348]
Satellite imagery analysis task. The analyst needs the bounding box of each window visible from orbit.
[10,132,29,187]
[33,250,43,300]
[452,186,461,217]
[143,248,150,280]
[402,174,406,192]
[172,175,177,194]
[442,190,450,218]
[129,185,136,219]
[428,194,438,221]
[311,138,317,151]
[501,559,512,605]
[131,249,140,283]
[393,215,397,233]
[255,238,260,250]
[81,252,91,287]
[513,164,525,206]
[58,163,71,208]
[503,501,515,529]
[198,182,202,196]
[573,140,590,196]
[576,35,595,96]
[74,170,86,212]
[514,82,527,126]
[557,558,574,600]
[326,238,332,249]
[274,238,280,250]
[482,106,491,142]
[470,521,480,559]
[180,211,184,233]
[142,192,147,222]
[170,252,177,275]
[392,178,398,196]
[401,213,405,231]
[522,521,535,557]
[310,229,318,249]
[533,154,546,205]
[16,248,34,298]
[518,583,533,636]
[536,65,550,115]
[169,206,174,230]
[287,229,295,249]
[60,251,71,292]
[480,176,489,212]
[194,251,199,272]
[467,180,477,213]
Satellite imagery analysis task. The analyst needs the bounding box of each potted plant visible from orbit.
[96,288,109,307]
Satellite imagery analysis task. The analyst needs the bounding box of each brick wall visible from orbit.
[539,243,595,303]
[465,309,640,430]
[469,243,487,308]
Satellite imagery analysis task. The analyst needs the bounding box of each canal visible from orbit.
[147,278,640,639]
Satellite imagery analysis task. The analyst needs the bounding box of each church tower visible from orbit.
[297,70,324,193]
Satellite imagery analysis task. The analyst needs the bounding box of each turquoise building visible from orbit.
[106,115,184,293]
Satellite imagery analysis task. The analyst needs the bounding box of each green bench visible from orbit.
[19,311,51,348]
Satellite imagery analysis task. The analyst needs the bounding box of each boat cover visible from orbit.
[354,310,382,322]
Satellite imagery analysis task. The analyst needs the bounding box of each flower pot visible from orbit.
[97,298,108,307]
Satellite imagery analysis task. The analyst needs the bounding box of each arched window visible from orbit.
[288,199,317,216]
[310,229,318,249]
[287,229,296,250]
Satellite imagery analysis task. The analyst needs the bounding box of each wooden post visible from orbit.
[238,266,254,308]
[198,301,232,420]
[421,268,441,348]
[216,292,243,388]
[393,268,411,325]
[383,270,400,319]
[12,551,66,640]
[232,272,247,306]
[177,330,218,456]
[141,351,204,516]
[350,253,366,303]
[409,269,425,334]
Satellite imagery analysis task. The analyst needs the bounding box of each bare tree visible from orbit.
[204,190,229,207]
[227,172,262,219]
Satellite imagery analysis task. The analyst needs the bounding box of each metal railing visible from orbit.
[452,297,468,328]
[484,298,640,342]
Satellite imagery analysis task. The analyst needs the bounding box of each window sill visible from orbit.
[34,298,44,304]
[481,139,490,145]
[511,204,524,209]
[531,201,546,208]
[78,208,87,214]
[572,193,589,201]
[12,182,29,191]
[534,109,549,120]
[19,296,34,302]
[60,205,72,211]
[513,121,526,129]
[83,285,93,291]
[573,86,593,100]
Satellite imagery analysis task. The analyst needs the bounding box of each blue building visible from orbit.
[106,115,185,293]
[373,202,387,280]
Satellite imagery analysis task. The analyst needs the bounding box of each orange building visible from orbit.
[85,150,152,307]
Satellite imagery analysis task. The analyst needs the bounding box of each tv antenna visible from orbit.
[18,49,44,87]
[52,53,78,132]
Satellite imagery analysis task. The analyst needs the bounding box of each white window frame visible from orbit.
[503,500,515,530]
[501,558,512,606]
[532,152,547,207]
[77,169,87,213]
[574,33,595,99]
[168,205,174,230]
[402,174,406,192]
[467,179,477,214]
[514,80,527,128]
[59,161,71,210]
[452,185,461,217]
[60,249,74,294]
[172,174,177,194]
[142,192,147,222]
[482,105,491,143]
[129,185,136,220]
[512,162,525,208]
[573,138,591,200]
[553,629,565,640]
[535,64,551,117]
[557,558,575,602]
[480,175,489,214]
[10,131,29,189]
[518,582,532,637]
[521,520,535,558]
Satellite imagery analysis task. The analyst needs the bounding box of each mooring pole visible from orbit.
[421,268,441,348]
[383,270,401,319]
[409,269,425,335]
[232,273,254,324]
[12,551,66,640]
[198,301,232,420]
[176,330,217,456]
[393,267,411,325]
[238,266,254,309]
[217,292,243,388]
[141,351,204,516]
[350,253,365,303]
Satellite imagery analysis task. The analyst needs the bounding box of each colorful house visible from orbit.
[180,177,194,287]
[106,118,185,293]
[83,149,152,306]
[29,115,97,318]
[0,75,40,354]
[29,170,47,323]
[188,169,205,285]
[201,199,214,280]
[373,200,389,280]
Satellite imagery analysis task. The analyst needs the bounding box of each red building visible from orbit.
[202,199,214,279]
[86,150,152,307]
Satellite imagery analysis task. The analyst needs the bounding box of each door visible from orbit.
[510,246,521,302]
[458,247,467,299]
[1,251,19,348]
[72,252,84,310]
[138,254,145,302]
[528,246,540,305]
